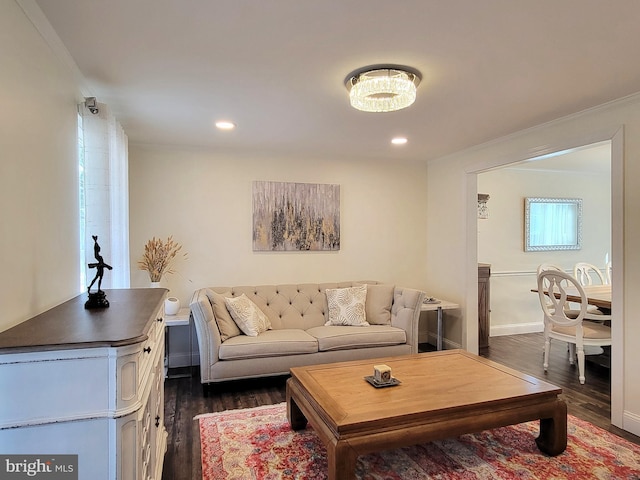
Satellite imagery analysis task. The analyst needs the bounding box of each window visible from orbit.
[78,111,86,291]
[78,102,130,289]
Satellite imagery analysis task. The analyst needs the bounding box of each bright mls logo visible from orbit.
[0,455,77,479]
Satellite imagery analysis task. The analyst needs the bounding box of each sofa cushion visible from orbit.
[205,289,242,342]
[325,285,369,326]
[363,284,394,325]
[307,325,406,351]
[218,329,318,360]
[225,294,272,336]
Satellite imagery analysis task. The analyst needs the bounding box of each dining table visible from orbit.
[563,284,611,311]
[532,284,611,311]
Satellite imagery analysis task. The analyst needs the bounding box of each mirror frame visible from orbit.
[524,197,583,252]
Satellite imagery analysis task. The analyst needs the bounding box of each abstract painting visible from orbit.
[253,181,340,251]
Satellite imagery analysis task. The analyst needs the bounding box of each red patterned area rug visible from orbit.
[197,403,640,480]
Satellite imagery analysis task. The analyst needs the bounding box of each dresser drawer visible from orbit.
[116,303,165,414]
[138,320,158,382]
[116,360,155,480]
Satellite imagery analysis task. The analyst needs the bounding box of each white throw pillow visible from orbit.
[325,285,369,326]
[224,294,272,337]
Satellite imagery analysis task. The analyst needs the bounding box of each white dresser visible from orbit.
[0,289,168,480]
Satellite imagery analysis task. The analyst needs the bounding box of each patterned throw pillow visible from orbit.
[224,294,272,336]
[324,285,369,326]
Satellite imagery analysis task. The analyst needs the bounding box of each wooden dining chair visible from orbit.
[536,263,564,276]
[573,262,610,318]
[537,270,612,385]
[605,261,613,285]
[535,263,604,354]
[536,263,584,318]
[573,262,607,286]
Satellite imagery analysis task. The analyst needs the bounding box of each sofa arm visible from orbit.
[190,288,222,383]
[391,287,425,354]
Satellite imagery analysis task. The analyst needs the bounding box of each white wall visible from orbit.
[0,2,81,332]
[478,163,611,335]
[128,146,431,367]
[426,94,640,436]
[128,145,430,303]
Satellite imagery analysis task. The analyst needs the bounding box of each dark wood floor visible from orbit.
[161,333,639,480]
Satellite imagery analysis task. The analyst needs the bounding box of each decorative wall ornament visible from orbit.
[478,193,490,219]
[252,181,340,251]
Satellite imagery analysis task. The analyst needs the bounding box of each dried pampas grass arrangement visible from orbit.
[138,236,187,282]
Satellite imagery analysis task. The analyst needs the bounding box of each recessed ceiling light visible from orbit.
[391,137,408,145]
[215,121,236,130]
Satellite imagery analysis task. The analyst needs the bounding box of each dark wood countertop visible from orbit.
[0,288,167,353]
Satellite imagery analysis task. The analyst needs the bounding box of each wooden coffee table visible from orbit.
[287,350,567,480]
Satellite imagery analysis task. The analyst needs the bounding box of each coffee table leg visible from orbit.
[286,380,308,430]
[328,441,357,480]
[535,399,567,456]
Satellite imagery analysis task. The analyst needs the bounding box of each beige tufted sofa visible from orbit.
[190,281,425,394]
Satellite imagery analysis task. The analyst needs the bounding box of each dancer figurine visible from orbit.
[85,235,112,309]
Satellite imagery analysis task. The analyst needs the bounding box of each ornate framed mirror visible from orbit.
[524,197,582,252]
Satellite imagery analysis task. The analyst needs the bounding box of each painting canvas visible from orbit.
[253,181,340,251]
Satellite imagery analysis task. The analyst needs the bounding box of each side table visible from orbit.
[420,299,460,350]
[165,307,192,378]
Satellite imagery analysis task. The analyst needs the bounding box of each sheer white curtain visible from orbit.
[80,102,130,289]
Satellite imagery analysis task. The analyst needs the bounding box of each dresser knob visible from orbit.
[143,347,151,354]
[155,415,161,427]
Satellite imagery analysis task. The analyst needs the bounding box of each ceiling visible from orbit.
[31,0,640,163]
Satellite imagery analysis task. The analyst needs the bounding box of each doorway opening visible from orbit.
[468,133,623,428]
[477,141,611,338]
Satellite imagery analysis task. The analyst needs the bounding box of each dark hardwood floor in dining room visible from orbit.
[161,332,639,480]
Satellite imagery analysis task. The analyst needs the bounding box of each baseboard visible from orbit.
[623,410,640,437]
[443,338,461,350]
[422,323,542,347]
[490,322,543,337]
[419,331,461,350]
[167,352,200,368]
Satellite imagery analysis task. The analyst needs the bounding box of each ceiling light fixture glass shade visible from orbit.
[345,66,421,112]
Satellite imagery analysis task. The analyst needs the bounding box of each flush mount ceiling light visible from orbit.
[345,66,421,113]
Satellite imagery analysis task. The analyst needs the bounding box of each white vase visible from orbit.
[150,282,161,288]
[165,297,180,315]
